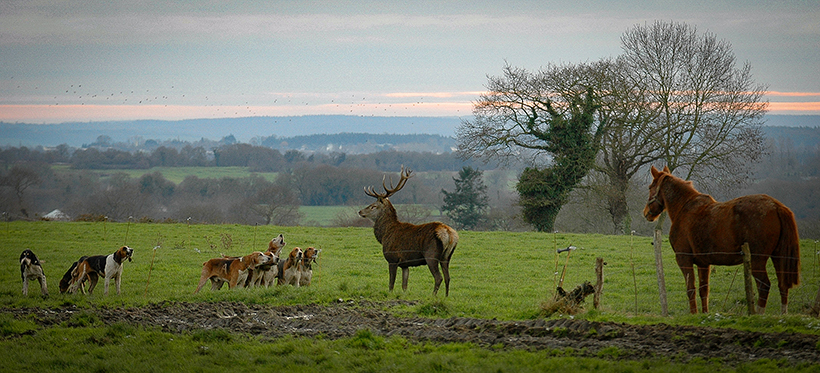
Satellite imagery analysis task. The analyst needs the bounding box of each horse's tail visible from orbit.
[775,204,801,288]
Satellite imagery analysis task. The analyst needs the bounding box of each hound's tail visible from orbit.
[775,204,801,289]
[436,225,459,264]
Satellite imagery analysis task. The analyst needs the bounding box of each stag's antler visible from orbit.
[364,166,413,198]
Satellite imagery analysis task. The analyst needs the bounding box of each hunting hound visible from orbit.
[255,234,286,287]
[195,251,272,293]
[20,249,48,296]
[67,246,134,295]
[59,256,98,294]
[299,247,321,287]
[278,247,304,287]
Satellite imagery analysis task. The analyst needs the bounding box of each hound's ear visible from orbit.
[663,165,670,173]
[650,166,661,178]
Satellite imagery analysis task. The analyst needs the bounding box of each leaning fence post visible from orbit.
[594,257,604,309]
[654,229,668,317]
[741,242,756,315]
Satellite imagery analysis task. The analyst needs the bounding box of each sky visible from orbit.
[1,0,818,125]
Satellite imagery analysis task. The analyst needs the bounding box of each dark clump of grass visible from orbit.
[416,299,450,317]
[192,328,233,343]
[62,310,101,327]
[347,329,385,350]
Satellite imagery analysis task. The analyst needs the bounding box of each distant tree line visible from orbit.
[1,124,819,236]
[0,142,498,227]
[0,141,495,173]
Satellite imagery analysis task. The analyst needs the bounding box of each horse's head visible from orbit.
[643,165,670,221]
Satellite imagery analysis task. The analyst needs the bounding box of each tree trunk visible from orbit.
[606,174,630,234]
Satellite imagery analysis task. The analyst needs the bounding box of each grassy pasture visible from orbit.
[2,221,819,322]
[2,221,820,372]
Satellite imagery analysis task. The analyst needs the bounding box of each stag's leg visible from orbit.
[752,261,772,314]
[676,258,698,314]
[441,261,451,297]
[697,265,711,313]
[401,267,410,292]
[426,258,443,296]
[388,263,399,292]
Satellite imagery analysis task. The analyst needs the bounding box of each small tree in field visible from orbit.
[441,166,489,230]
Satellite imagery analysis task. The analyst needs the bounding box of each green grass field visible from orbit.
[2,221,819,371]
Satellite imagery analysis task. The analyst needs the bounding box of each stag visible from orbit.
[359,167,459,296]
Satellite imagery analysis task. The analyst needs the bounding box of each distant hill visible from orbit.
[761,126,820,150]
[0,115,464,148]
[764,114,820,128]
[1,114,817,152]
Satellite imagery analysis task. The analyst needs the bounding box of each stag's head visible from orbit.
[358,166,413,221]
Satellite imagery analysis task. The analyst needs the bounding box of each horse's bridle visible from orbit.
[646,175,665,210]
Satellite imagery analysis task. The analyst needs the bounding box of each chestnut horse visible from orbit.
[644,166,800,314]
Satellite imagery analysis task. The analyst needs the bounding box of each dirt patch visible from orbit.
[4,301,819,365]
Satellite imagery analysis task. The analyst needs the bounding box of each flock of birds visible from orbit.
[8,78,464,120]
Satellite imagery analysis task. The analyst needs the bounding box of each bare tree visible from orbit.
[620,20,767,187]
[1,164,43,218]
[581,21,768,233]
[243,185,302,226]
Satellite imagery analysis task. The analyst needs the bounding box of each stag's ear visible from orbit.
[650,166,661,178]
[663,165,671,173]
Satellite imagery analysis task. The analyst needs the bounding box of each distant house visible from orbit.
[43,209,70,221]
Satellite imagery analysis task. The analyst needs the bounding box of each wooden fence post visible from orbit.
[594,257,604,309]
[741,242,757,315]
[654,229,668,317]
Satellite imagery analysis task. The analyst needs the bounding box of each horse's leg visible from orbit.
[676,258,698,314]
[779,287,789,314]
[697,265,711,313]
[751,261,771,314]
[771,256,791,314]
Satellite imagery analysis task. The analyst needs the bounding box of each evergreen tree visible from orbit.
[441,166,489,230]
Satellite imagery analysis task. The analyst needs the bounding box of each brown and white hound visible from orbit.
[279,247,304,287]
[195,251,272,293]
[299,247,321,287]
[59,256,98,294]
[255,234,286,287]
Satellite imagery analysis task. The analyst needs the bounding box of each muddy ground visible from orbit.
[4,300,820,366]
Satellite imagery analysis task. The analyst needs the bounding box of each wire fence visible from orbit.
[551,239,819,317]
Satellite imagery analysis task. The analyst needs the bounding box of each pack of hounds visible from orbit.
[18,234,320,297]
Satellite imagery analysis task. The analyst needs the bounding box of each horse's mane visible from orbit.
[660,171,707,203]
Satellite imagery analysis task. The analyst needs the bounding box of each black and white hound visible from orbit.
[68,246,134,295]
[20,249,48,296]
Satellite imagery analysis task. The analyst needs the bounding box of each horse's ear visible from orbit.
[651,166,661,178]
[663,165,671,173]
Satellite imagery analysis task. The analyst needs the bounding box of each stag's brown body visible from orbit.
[359,167,458,296]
